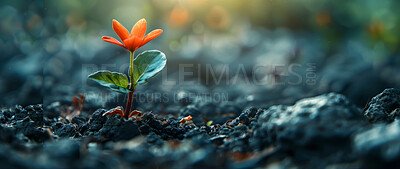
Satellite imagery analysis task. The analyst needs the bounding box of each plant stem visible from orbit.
[124,92,133,119]
[125,51,136,119]
[124,85,137,119]
[129,51,134,86]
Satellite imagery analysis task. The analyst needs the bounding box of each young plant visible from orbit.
[88,19,166,119]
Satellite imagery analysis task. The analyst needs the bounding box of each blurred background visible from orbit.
[1,0,400,114]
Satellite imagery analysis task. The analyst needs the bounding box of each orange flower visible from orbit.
[102,19,163,52]
[169,5,190,28]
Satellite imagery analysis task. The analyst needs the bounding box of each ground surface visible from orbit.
[1,88,400,169]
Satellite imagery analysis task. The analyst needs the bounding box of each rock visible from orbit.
[210,135,227,145]
[0,115,7,124]
[184,127,208,138]
[353,120,400,168]
[98,117,140,141]
[1,110,14,119]
[27,108,43,125]
[254,93,367,163]
[23,126,51,143]
[14,105,27,120]
[142,113,163,131]
[114,120,140,140]
[364,88,400,123]
[88,109,107,131]
[138,123,151,135]
[25,105,35,112]
[228,107,260,126]
[53,124,77,138]
[14,117,49,142]
[34,104,43,111]
[71,116,87,126]
[146,132,164,146]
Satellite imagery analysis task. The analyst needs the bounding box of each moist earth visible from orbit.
[1,88,400,168]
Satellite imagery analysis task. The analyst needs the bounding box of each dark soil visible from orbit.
[1,88,400,169]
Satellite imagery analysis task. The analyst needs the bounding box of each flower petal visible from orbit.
[112,19,130,41]
[123,36,142,52]
[102,36,125,47]
[131,18,147,39]
[140,29,163,47]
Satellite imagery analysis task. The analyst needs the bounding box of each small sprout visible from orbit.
[102,107,142,119]
[89,18,165,119]
[62,94,85,121]
[206,120,213,126]
[72,94,85,111]
[180,115,192,123]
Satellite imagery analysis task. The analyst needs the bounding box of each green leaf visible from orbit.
[88,70,131,93]
[132,50,166,85]
[206,120,213,126]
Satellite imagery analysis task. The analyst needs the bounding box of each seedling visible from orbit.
[206,120,213,126]
[61,94,85,121]
[88,19,166,119]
